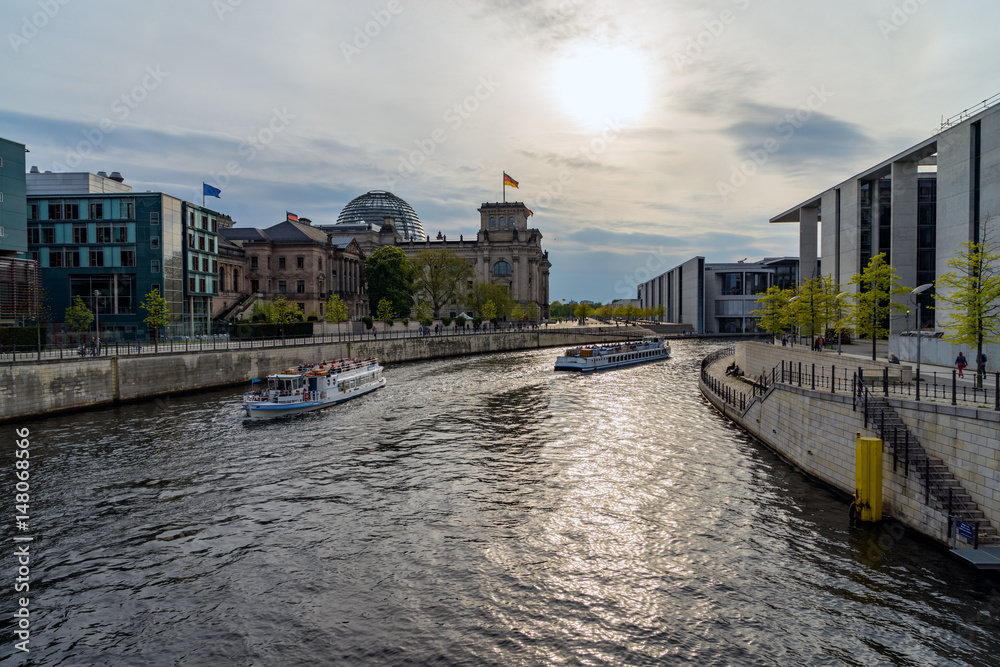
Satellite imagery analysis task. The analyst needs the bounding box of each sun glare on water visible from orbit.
[552,48,649,128]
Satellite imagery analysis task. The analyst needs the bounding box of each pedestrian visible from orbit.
[956,351,967,378]
[818,335,824,352]
[373,327,377,339]
[781,336,787,347]
[978,352,988,377]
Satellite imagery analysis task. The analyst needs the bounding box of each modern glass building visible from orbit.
[26,171,220,340]
[0,136,27,256]
[333,190,425,242]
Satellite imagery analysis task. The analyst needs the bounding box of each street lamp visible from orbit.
[835,292,849,355]
[910,283,933,400]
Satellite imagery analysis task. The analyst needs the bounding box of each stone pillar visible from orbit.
[891,160,919,332]
[799,206,819,286]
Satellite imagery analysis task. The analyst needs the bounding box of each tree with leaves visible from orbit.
[481,300,498,323]
[65,295,94,344]
[140,287,171,348]
[467,280,512,319]
[376,297,396,328]
[511,303,526,322]
[849,252,909,360]
[935,216,1000,387]
[325,293,349,338]
[573,302,594,320]
[795,276,830,339]
[751,285,793,341]
[412,248,474,318]
[526,301,540,322]
[365,246,416,318]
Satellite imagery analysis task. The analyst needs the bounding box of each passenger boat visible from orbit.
[241,357,385,420]
[554,336,671,372]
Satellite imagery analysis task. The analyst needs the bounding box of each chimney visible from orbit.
[109,171,125,183]
[29,166,39,173]
[97,171,108,178]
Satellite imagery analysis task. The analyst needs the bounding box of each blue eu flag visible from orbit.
[203,183,221,198]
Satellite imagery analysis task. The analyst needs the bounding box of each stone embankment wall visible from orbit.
[1,329,631,423]
[702,342,1000,546]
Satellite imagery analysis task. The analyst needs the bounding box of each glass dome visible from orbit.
[335,190,425,242]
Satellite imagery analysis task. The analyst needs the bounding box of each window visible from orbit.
[189,277,196,292]
[278,280,287,294]
[212,260,218,273]
[150,236,160,249]
[89,202,103,219]
[121,250,135,267]
[28,203,38,220]
[499,217,506,227]
[208,239,214,253]
[198,236,205,250]
[150,212,159,225]
[151,259,161,273]
[251,256,258,269]
[318,258,322,270]
[202,215,208,229]
[73,226,87,244]
[189,211,195,227]
[96,226,112,243]
[202,257,209,272]
[89,249,104,267]
[48,202,64,220]
[278,257,286,269]
[490,217,496,227]
[66,249,80,267]
[250,279,259,292]
[27,228,39,244]
[50,250,63,267]
[65,202,79,219]
[493,261,511,276]
[41,227,54,244]
[114,225,128,243]
[199,278,206,293]
[297,280,305,293]
[719,273,743,296]
[509,217,515,226]
[233,269,239,290]
[122,202,134,219]
[190,256,197,271]
[267,257,271,269]
[188,233,194,248]
[211,219,217,233]
[297,256,304,269]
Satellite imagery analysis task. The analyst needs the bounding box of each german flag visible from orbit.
[503,172,519,189]
[526,208,534,217]
[286,211,299,222]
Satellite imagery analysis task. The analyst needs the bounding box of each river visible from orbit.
[3,340,999,666]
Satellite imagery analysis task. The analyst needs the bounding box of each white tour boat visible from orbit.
[241,357,385,420]
[554,336,671,372]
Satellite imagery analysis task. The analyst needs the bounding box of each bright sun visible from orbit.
[552,48,649,128]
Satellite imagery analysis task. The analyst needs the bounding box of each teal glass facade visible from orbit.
[0,137,27,255]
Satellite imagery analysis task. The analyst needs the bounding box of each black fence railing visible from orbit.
[0,325,637,365]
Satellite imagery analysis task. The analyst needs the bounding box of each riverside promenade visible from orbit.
[700,340,1000,569]
[0,323,637,423]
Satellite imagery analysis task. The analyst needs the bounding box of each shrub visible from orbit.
[362,316,373,330]
[452,316,463,327]
[420,318,433,327]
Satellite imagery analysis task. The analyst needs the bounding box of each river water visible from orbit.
[3,340,1000,666]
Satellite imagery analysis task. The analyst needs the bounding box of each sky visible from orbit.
[2,0,1000,303]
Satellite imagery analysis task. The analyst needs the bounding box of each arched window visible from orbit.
[489,217,496,227]
[499,217,506,227]
[508,217,515,226]
[493,261,511,276]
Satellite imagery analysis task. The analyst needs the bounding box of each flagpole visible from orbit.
[502,172,505,203]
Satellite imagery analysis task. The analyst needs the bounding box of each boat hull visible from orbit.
[242,378,385,421]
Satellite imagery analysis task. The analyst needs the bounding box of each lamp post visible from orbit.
[835,292,848,355]
[910,283,933,400]
[93,289,100,355]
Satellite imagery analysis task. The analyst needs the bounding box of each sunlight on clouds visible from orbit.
[551,48,650,129]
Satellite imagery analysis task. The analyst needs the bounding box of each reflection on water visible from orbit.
[3,340,999,666]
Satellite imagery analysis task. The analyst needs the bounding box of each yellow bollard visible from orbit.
[855,433,883,522]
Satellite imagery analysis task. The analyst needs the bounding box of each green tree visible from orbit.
[365,246,416,318]
[414,298,432,326]
[795,276,829,338]
[376,297,396,328]
[935,216,1000,386]
[140,287,170,347]
[65,295,94,343]
[412,248,474,318]
[573,303,594,320]
[511,303,526,322]
[481,300,498,322]
[526,301,540,322]
[325,293,349,338]
[467,280,512,319]
[849,252,909,360]
[751,285,793,341]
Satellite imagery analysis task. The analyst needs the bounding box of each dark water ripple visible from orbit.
[3,340,1000,666]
